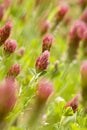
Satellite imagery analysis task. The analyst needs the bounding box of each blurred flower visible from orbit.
[0,4,5,21]
[69,20,86,40]
[65,94,80,112]
[4,39,17,54]
[0,22,12,46]
[40,20,50,35]
[67,20,86,61]
[80,61,87,87]
[0,78,18,118]
[28,79,54,127]
[16,47,25,57]
[80,8,87,23]
[78,0,87,9]
[36,79,54,102]
[80,61,87,111]
[3,0,12,8]
[35,50,50,72]
[55,3,69,24]
[7,64,21,78]
[42,34,54,52]
[82,30,87,56]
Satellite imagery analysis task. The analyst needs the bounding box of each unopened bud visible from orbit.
[36,79,54,102]
[4,39,17,54]
[35,50,50,72]
[67,20,86,61]
[55,3,69,24]
[0,22,12,46]
[42,34,54,52]
[65,94,80,112]
[7,64,21,78]
[80,61,87,111]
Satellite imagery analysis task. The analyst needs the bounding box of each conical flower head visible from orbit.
[4,39,17,54]
[0,22,12,46]
[35,50,50,72]
[42,34,54,52]
[55,3,69,22]
[69,20,86,40]
[65,94,80,112]
[7,64,21,78]
[36,79,54,102]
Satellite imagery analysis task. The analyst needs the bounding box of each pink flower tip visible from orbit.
[4,21,13,31]
[35,50,50,72]
[4,39,17,54]
[36,79,54,102]
[65,94,80,112]
[7,64,21,78]
[0,21,12,46]
[57,3,69,18]
[42,34,54,52]
[80,61,87,83]
[0,78,18,117]
[69,20,86,40]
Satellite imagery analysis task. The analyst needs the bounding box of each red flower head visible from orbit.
[7,64,21,78]
[35,50,50,72]
[65,94,80,112]
[4,39,17,54]
[36,79,54,102]
[55,3,69,22]
[42,34,54,52]
[0,22,12,46]
[69,20,86,40]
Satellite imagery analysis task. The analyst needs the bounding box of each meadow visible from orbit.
[0,0,87,130]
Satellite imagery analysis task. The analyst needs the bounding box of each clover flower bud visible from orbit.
[55,3,69,24]
[65,94,80,112]
[80,61,87,111]
[35,50,50,72]
[36,79,54,102]
[42,34,54,52]
[4,39,17,54]
[67,20,86,61]
[0,22,12,46]
[7,64,21,78]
